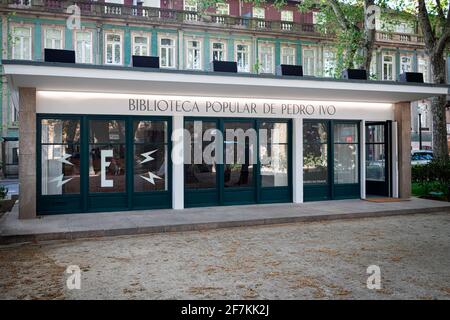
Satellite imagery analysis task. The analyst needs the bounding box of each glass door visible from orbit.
[303,120,330,201]
[366,122,390,197]
[332,122,360,199]
[184,118,291,208]
[87,118,128,211]
[303,120,360,201]
[258,120,291,203]
[222,120,257,205]
[184,119,220,207]
[131,119,171,209]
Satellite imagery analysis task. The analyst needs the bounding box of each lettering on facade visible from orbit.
[128,99,337,117]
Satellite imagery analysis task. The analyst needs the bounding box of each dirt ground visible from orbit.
[1,212,449,300]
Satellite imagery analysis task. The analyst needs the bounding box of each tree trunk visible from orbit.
[361,0,376,72]
[430,53,449,161]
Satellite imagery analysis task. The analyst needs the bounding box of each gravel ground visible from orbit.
[1,212,450,300]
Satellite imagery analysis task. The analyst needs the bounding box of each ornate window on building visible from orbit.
[105,33,123,65]
[211,41,226,61]
[323,49,336,77]
[184,0,198,21]
[370,54,377,79]
[382,53,395,81]
[418,56,430,83]
[303,48,316,76]
[159,37,176,69]
[186,39,202,70]
[281,46,295,65]
[236,43,250,73]
[133,34,150,56]
[11,26,32,60]
[44,28,63,49]
[400,55,413,73]
[281,10,293,30]
[253,7,266,28]
[259,44,274,74]
[216,3,229,15]
[75,31,93,64]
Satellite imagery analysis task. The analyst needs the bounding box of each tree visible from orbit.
[415,0,450,161]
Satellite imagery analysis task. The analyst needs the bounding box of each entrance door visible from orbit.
[131,118,171,209]
[222,120,256,205]
[303,120,360,201]
[365,122,391,197]
[184,118,291,207]
[87,118,128,211]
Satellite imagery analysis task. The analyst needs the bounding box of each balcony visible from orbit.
[2,0,319,37]
[376,31,424,45]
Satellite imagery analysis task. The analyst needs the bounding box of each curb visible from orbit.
[1,205,449,245]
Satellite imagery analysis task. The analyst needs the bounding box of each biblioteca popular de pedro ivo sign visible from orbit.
[128,98,337,116]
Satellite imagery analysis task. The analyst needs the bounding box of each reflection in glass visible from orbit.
[366,144,385,181]
[334,123,358,143]
[366,125,384,143]
[185,121,218,189]
[133,121,167,144]
[88,145,126,193]
[41,144,81,195]
[303,122,328,184]
[259,122,288,144]
[334,144,358,183]
[334,123,359,184]
[41,119,80,144]
[224,122,254,188]
[260,144,288,187]
[89,120,125,143]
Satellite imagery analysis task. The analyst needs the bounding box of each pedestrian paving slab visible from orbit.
[0,198,449,244]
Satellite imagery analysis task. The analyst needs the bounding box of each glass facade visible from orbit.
[41,119,81,195]
[36,115,370,213]
[303,122,328,184]
[184,118,291,208]
[303,120,360,201]
[38,116,171,214]
[333,123,359,184]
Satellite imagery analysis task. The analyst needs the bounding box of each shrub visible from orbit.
[0,186,8,200]
[412,160,450,185]
[412,160,450,200]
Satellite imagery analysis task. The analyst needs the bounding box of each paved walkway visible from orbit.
[1,198,449,244]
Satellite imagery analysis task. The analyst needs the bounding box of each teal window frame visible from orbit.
[37,114,172,215]
[303,119,361,202]
[184,117,292,208]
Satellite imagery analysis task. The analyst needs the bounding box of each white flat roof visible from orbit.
[3,61,449,104]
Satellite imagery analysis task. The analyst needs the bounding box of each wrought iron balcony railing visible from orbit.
[2,1,424,44]
[2,0,320,36]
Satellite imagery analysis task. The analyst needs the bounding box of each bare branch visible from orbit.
[435,0,445,24]
[328,0,359,32]
[435,28,450,55]
[417,0,436,52]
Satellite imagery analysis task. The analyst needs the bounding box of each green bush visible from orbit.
[0,186,8,200]
[411,160,450,200]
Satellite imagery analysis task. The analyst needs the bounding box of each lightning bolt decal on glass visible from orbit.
[139,150,157,164]
[51,153,74,187]
[57,153,74,165]
[139,149,162,185]
[50,174,73,187]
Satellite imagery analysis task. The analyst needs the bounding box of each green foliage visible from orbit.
[0,186,8,200]
[411,159,450,200]
[411,159,450,184]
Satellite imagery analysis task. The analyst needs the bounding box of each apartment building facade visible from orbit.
[2,0,449,219]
